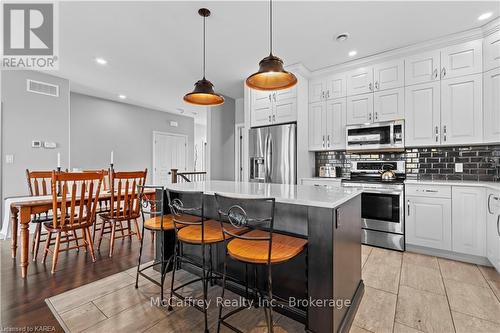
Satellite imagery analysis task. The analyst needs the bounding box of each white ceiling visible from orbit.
[57,1,498,124]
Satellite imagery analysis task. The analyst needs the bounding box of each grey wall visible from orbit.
[1,70,70,208]
[70,92,194,182]
[235,97,244,124]
[209,96,235,181]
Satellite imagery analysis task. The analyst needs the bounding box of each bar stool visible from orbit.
[166,189,247,333]
[214,193,308,333]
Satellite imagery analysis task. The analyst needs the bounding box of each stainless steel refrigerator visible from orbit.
[249,123,297,184]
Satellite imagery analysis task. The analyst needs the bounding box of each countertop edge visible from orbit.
[405,179,500,191]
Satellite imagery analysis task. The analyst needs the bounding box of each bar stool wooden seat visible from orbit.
[226,229,307,264]
[41,171,104,274]
[166,189,248,333]
[97,169,146,257]
[214,193,308,333]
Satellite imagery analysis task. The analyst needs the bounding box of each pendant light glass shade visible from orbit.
[183,8,224,106]
[246,0,297,91]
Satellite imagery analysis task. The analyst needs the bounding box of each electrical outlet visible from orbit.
[455,163,463,173]
[5,154,14,164]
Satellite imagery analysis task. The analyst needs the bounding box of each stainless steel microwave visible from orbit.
[346,120,404,152]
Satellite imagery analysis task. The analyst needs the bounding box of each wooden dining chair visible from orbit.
[41,171,104,274]
[82,169,112,240]
[97,169,147,257]
[26,169,68,261]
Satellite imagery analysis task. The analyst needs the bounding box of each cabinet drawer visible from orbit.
[405,184,451,198]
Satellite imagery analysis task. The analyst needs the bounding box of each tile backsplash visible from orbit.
[315,145,500,182]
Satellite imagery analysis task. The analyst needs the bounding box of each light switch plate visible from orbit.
[455,163,463,173]
[32,140,42,148]
[5,154,14,164]
[170,121,178,127]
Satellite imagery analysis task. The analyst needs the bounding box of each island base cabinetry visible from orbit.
[157,191,364,333]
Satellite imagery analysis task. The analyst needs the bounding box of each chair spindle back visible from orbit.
[109,169,147,219]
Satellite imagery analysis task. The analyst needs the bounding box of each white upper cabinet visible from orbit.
[309,78,327,103]
[484,31,500,72]
[250,87,297,127]
[483,67,500,143]
[452,186,486,257]
[373,59,405,91]
[440,73,483,145]
[346,93,374,125]
[373,87,404,122]
[405,50,440,86]
[326,73,347,99]
[251,90,274,127]
[405,81,441,146]
[308,101,326,150]
[347,67,374,96]
[325,98,347,150]
[440,40,482,79]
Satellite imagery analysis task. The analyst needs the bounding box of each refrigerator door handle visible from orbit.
[267,132,273,182]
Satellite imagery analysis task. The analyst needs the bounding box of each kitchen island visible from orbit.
[157,181,363,333]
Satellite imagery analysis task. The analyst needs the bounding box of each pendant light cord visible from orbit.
[269,0,273,55]
[203,14,206,79]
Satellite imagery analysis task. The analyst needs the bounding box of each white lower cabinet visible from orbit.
[406,194,452,251]
[486,190,500,272]
[452,186,486,257]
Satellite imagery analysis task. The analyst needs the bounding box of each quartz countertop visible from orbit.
[166,180,361,209]
[405,179,500,191]
[301,177,344,181]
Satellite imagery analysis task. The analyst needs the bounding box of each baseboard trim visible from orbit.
[406,244,492,266]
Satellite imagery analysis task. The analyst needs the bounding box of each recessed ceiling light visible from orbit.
[118,94,126,99]
[348,50,357,57]
[336,33,349,42]
[95,57,107,65]
[478,12,493,21]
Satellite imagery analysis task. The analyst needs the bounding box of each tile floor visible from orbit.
[45,246,500,333]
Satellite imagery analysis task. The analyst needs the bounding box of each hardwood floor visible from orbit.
[0,229,155,331]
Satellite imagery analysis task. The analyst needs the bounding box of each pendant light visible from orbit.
[246,0,297,91]
[184,8,224,106]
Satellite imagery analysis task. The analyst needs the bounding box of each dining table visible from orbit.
[7,188,156,278]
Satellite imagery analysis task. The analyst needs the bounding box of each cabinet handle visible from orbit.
[327,134,330,147]
[322,135,325,148]
[272,115,275,122]
[369,83,373,91]
[321,91,325,100]
[433,69,438,79]
[407,200,410,216]
[424,189,438,193]
[269,94,272,102]
[375,81,379,90]
[441,67,446,79]
[368,113,372,121]
[326,90,330,98]
[375,112,378,120]
[273,92,276,101]
[497,215,500,236]
[435,126,439,142]
[443,125,447,142]
[268,115,272,123]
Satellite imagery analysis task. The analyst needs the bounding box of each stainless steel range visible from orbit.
[342,160,406,251]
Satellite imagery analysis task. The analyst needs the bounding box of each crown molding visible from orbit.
[310,17,500,78]
[285,62,312,79]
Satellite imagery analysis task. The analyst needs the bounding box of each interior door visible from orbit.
[440,73,483,145]
[325,98,346,150]
[405,50,440,85]
[405,81,440,147]
[346,93,374,125]
[153,132,187,185]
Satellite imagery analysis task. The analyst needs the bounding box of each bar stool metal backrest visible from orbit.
[137,185,164,229]
[166,189,204,233]
[109,169,147,219]
[214,194,276,265]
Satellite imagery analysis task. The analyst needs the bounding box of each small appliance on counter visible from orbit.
[318,166,342,178]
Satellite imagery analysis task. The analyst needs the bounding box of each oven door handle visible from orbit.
[407,200,410,216]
